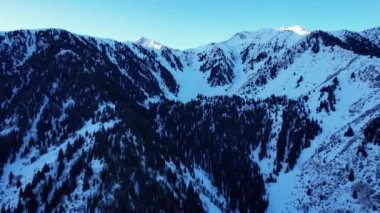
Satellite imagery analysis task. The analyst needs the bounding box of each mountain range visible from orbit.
[0,26,379,212]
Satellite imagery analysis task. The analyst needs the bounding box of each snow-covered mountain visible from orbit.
[134,37,163,49]
[0,26,379,212]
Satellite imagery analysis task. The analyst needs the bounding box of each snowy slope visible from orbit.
[132,26,379,104]
[136,26,380,212]
[0,26,379,212]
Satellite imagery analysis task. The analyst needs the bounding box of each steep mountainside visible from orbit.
[0,27,379,212]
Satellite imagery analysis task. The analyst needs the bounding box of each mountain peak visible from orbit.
[276,25,311,35]
[134,36,163,49]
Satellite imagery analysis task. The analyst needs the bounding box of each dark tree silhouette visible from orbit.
[344,126,354,137]
[348,168,355,182]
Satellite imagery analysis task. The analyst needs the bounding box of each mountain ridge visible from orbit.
[0,26,379,212]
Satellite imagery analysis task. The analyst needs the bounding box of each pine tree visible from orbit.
[16,179,22,188]
[83,178,90,191]
[8,172,13,185]
[57,161,65,178]
[66,143,73,159]
[26,196,38,213]
[42,164,50,173]
[307,188,312,196]
[348,168,355,182]
[333,77,339,86]
[57,148,64,162]
[184,184,204,213]
[352,190,358,199]
[363,115,380,145]
[15,199,23,213]
[41,176,53,202]
[23,184,33,199]
[357,145,367,158]
[344,126,354,137]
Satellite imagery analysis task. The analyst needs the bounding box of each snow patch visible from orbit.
[134,37,163,49]
[276,25,311,35]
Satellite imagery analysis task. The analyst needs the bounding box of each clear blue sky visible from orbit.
[0,0,379,49]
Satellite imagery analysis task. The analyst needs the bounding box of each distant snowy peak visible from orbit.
[276,25,311,35]
[134,36,163,49]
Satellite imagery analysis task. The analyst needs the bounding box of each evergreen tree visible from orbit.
[15,199,23,213]
[26,196,38,213]
[8,172,13,185]
[83,178,90,191]
[357,145,367,158]
[58,148,64,162]
[344,126,354,137]
[23,184,33,199]
[16,179,22,188]
[307,188,312,196]
[42,164,50,173]
[363,116,380,145]
[41,176,53,202]
[348,168,355,182]
[66,143,73,159]
[352,190,358,199]
[184,184,204,213]
[57,161,65,178]
[333,77,339,86]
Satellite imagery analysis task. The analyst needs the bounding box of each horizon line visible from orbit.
[1,25,379,50]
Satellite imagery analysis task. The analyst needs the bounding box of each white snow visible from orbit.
[55,49,78,58]
[91,159,104,173]
[76,119,120,136]
[254,45,380,211]
[134,37,163,49]
[0,126,18,136]
[267,168,299,212]
[276,25,311,36]
[97,102,116,113]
